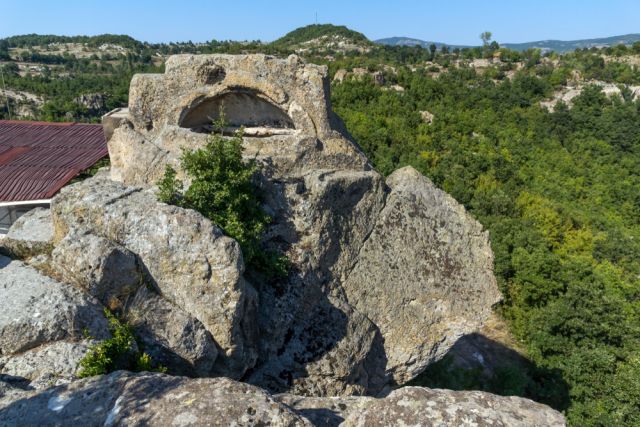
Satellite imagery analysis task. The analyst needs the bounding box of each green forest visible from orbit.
[1,28,640,426]
[332,66,640,427]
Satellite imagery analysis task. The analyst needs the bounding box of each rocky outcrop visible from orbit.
[0,256,109,356]
[0,208,53,259]
[50,177,257,378]
[339,387,566,427]
[0,371,566,426]
[0,372,311,426]
[74,93,107,112]
[540,81,640,111]
[342,167,500,383]
[96,54,500,395]
[0,52,563,425]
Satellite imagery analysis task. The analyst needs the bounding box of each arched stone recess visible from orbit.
[179,89,296,136]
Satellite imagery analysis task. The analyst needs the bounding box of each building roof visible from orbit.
[0,120,107,202]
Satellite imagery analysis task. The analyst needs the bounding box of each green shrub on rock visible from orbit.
[78,309,164,378]
[157,120,289,280]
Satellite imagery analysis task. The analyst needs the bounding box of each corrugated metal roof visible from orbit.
[0,120,107,202]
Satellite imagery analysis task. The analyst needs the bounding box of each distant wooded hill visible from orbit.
[376,33,640,53]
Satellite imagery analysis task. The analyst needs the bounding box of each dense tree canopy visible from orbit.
[332,63,640,427]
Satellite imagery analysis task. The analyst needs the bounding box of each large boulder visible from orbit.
[277,390,566,426]
[340,387,566,427]
[0,208,53,259]
[50,177,257,378]
[125,286,218,377]
[51,232,141,308]
[96,54,501,394]
[0,372,565,427]
[0,371,311,426]
[0,256,109,355]
[342,167,501,383]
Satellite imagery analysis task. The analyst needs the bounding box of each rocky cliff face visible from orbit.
[0,54,564,425]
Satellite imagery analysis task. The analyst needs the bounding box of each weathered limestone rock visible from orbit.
[276,394,375,426]
[0,256,109,355]
[51,232,141,308]
[0,340,94,389]
[420,110,435,124]
[0,208,53,259]
[108,123,173,185]
[246,170,388,395]
[248,298,387,396]
[74,93,107,112]
[333,68,348,83]
[108,54,370,187]
[126,286,218,377]
[341,387,566,427]
[98,54,501,394]
[0,375,33,408]
[343,166,501,384]
[0,372,311,426]
[50,177,256,378]
[0,372,565,427]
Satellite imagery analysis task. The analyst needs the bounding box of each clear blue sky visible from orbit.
[1,0,639,45]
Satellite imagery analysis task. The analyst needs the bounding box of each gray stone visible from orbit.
[51,177,257,378]
[126,286,218,376]
[342,166,501,384]
[73,93,106,112]
[276,394,375,426]
[341,386,566,427]
[51,232,141,308]
[248,298,387,397]
[0,256,109,355]
[0,371,311,426]
[0,375,33,408]
[0,340,94,389]
[107,54,371,188]
[0,208,53,259]
[246,170,388,395]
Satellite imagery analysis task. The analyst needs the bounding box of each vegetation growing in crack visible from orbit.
[156,114,289,280]
[78,309,166,378]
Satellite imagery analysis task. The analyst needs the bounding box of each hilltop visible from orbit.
[272,24,373,54]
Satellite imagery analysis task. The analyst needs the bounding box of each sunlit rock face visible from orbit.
[2,54,500,397]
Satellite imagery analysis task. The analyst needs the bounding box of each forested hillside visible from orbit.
[1,26,640,426]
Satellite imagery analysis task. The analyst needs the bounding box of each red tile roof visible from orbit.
[0,120,107,202]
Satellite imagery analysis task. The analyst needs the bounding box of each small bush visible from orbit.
[78,309,164,378]
[157,118,289,280]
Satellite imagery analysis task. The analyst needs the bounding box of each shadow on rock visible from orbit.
[409,333,571,412]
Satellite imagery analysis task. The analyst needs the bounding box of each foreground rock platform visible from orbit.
[0,371,566,426]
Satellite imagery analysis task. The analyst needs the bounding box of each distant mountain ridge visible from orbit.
[3,25,640,55]
[376,33,640,53]
[374,37,470,50]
